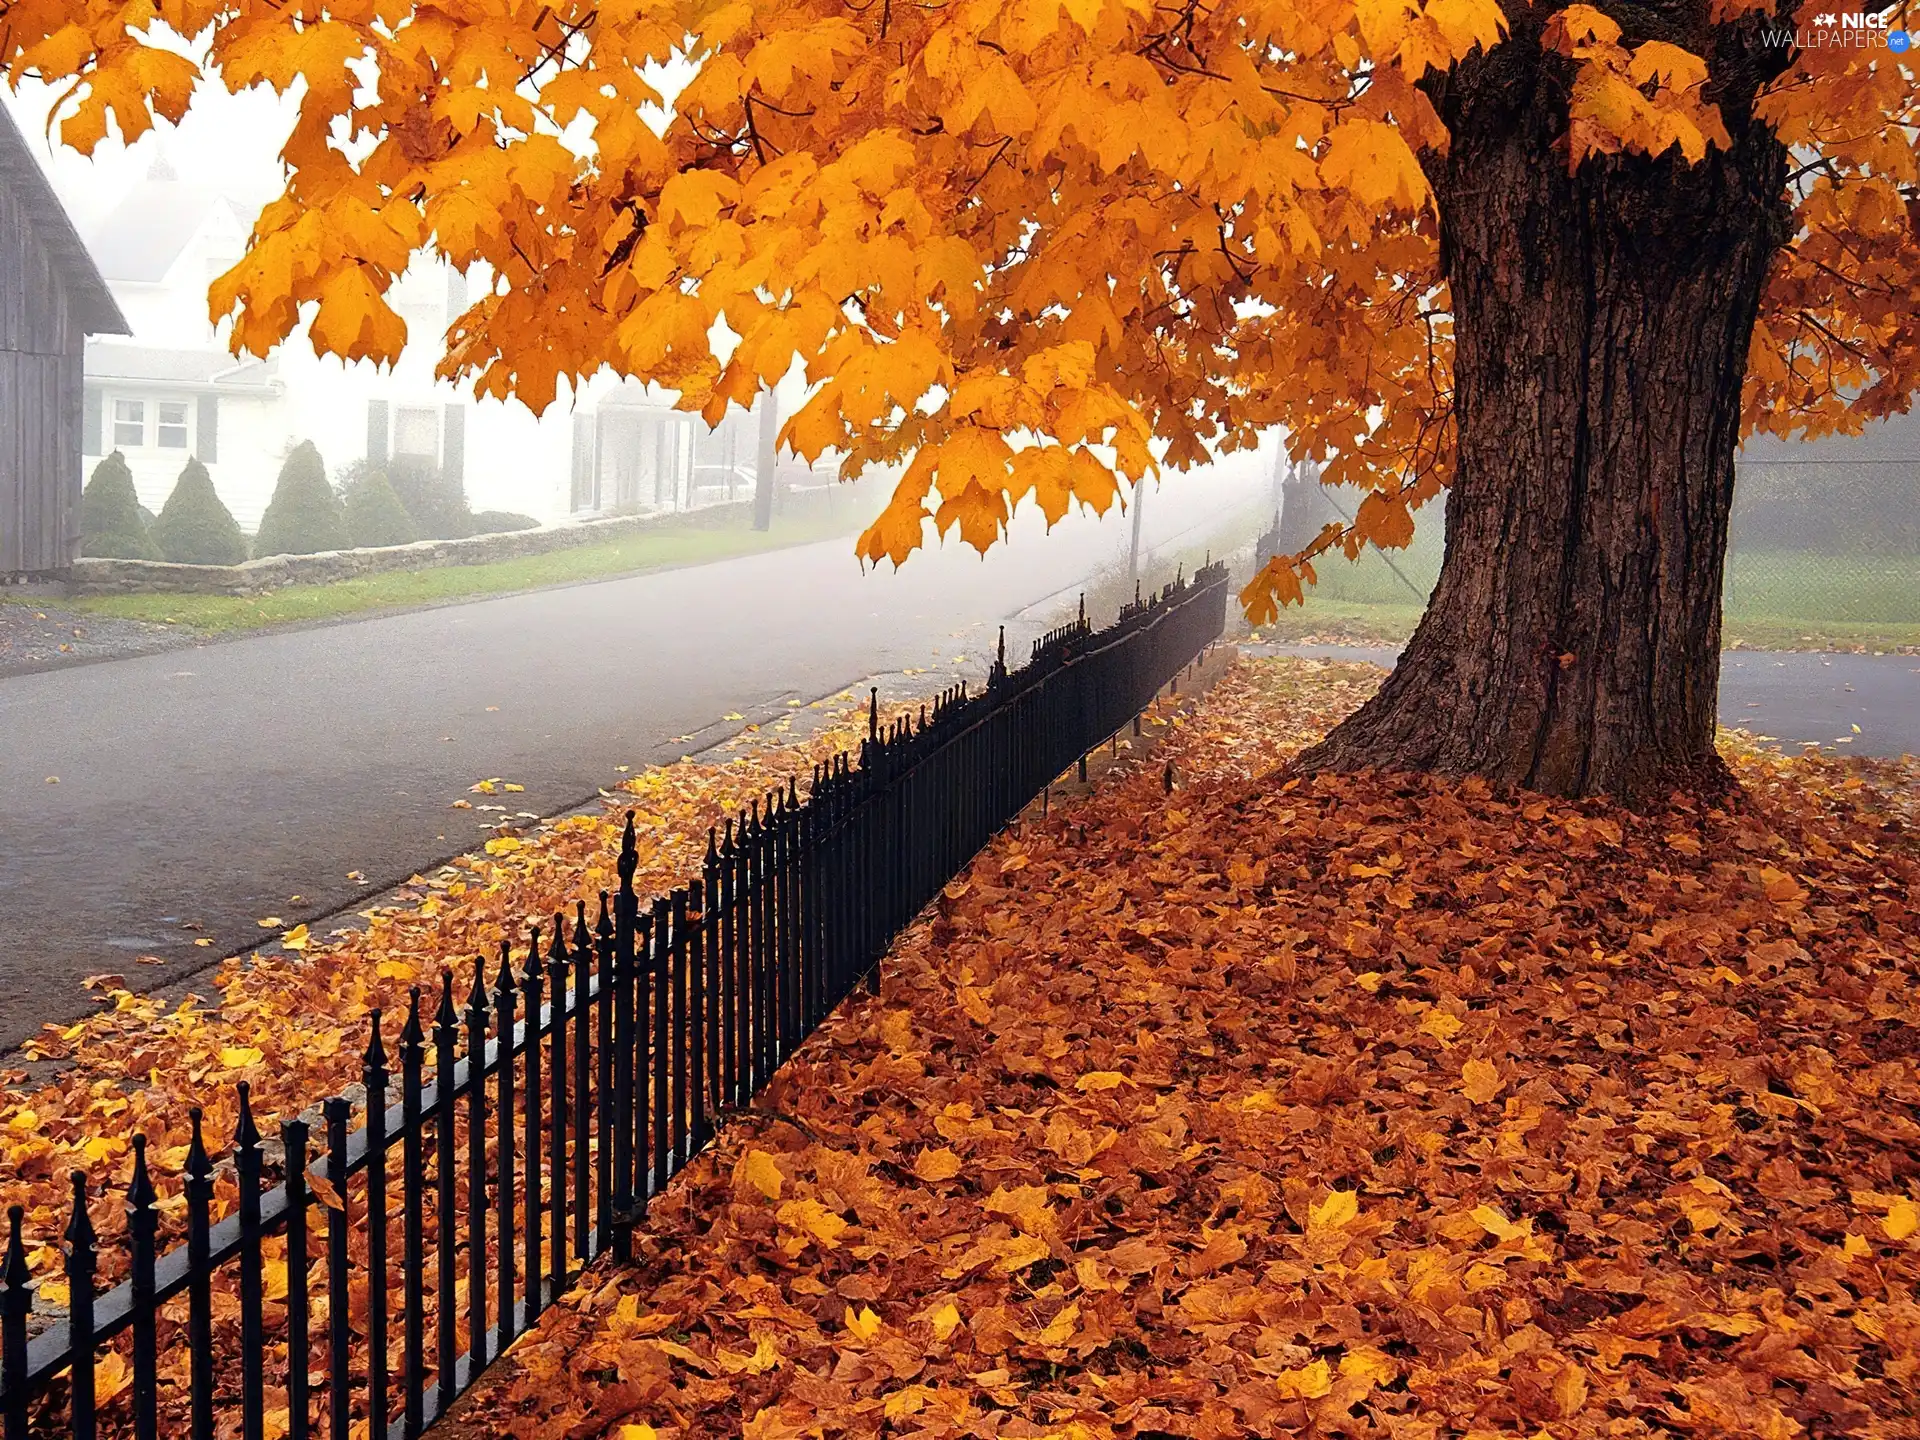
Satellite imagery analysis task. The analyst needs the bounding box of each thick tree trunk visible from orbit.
[1301,38,1790,802]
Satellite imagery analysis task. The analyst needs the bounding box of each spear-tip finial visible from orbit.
[65,1171,96,1254]
[235,1080,260,1150]
[3,1205,28,1290]
[185,1106,211,1183]
[127,1135,156,1210]
[401,985,424,1050]
[364,1007,388,1072]
[618,810,638,879]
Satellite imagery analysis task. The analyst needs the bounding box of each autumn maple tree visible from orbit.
[8,0,1918,797]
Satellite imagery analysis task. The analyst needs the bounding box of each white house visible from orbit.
[79,156,803,535]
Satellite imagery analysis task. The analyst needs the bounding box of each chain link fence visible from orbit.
[1257,462,1920,647]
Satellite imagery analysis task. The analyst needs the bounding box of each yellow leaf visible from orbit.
[1553,1362,1589,1417]
[735,1149,784,1201]
[844,1304,882,1340]
[620,1427,658,1440]
[929,1301,963,1340]
[1627,40,1707,90]
[257,917,286,928]
[93,1351,130,1403]
[1309,1190,1359,1232]
[1353,971,1386,993]
[1885,1199,1918,1242]
[1076,1070,1129,1091]
[776,1198,849,1249]
[1460,1058,1502,1104]
[913,1147,964,1182]
[1471,1204,1528,1243]
[280,924,310,952]
[1319,120,1430,210]
[1355,489,1417,550]
[1420,1009,1464,1044]
[1037,1301,1080,1345]
[1274,1359,1333,1400]
[220,1047,264,1069]
[996,1232,1053,1272]
[1338,1347,1396,1387]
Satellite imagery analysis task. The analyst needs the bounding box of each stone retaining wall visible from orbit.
[62,503,758,596]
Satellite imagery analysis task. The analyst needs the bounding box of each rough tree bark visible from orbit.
[1301,25,1791,803]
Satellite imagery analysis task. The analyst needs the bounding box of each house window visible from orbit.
[393,406,439,460]
[113,399,146,449]
[157,401,190,449]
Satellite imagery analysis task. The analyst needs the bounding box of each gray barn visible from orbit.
[0,101,129,574]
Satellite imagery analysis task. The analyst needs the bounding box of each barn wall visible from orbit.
[0,162,85,573]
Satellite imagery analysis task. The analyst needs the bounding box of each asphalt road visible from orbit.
[0,481,1259,1052]
[6,516,1913,1052]
[1261,643,1920,757]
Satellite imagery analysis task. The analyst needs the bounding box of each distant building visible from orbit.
[0,100,130,574]
[78,157,808,533]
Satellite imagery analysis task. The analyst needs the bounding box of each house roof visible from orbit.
[85,340,280,392]
[83,162,246,284]
[0,101,130,336]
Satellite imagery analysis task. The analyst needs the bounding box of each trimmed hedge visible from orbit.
[81,452,161,560]
[254,441,350,557]
[342,468,419,549]
[471,510,540,535]
[153,458,249,566]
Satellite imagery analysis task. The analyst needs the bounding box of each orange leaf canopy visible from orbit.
[9,0,1919,594]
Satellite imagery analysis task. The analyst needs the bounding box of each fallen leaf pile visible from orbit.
[442,656,1919,1440]
[0,692,895,1290]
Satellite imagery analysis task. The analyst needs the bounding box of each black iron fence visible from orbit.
[0,562,1229,1440]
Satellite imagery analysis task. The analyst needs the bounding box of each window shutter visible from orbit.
[445,268,469,322]
[195,395,219,462]
[442,403,465,483]
[83,386,103,455]
[367,399,389,465]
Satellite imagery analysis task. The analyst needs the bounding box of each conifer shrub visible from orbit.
[253,441,349,557]
[152,457,248,566]
[80,452,160,560]
[341,466,419,549]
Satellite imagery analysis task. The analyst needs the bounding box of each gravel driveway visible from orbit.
[0,600,198,675]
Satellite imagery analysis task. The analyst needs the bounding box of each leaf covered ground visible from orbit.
[445,656,1920,1440]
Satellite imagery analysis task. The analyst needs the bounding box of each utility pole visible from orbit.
[1270,443,1289,534]
[753,388,778,531]
[1127,479,1146,585]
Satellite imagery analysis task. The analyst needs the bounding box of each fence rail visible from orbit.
[0,562,1229,1440]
